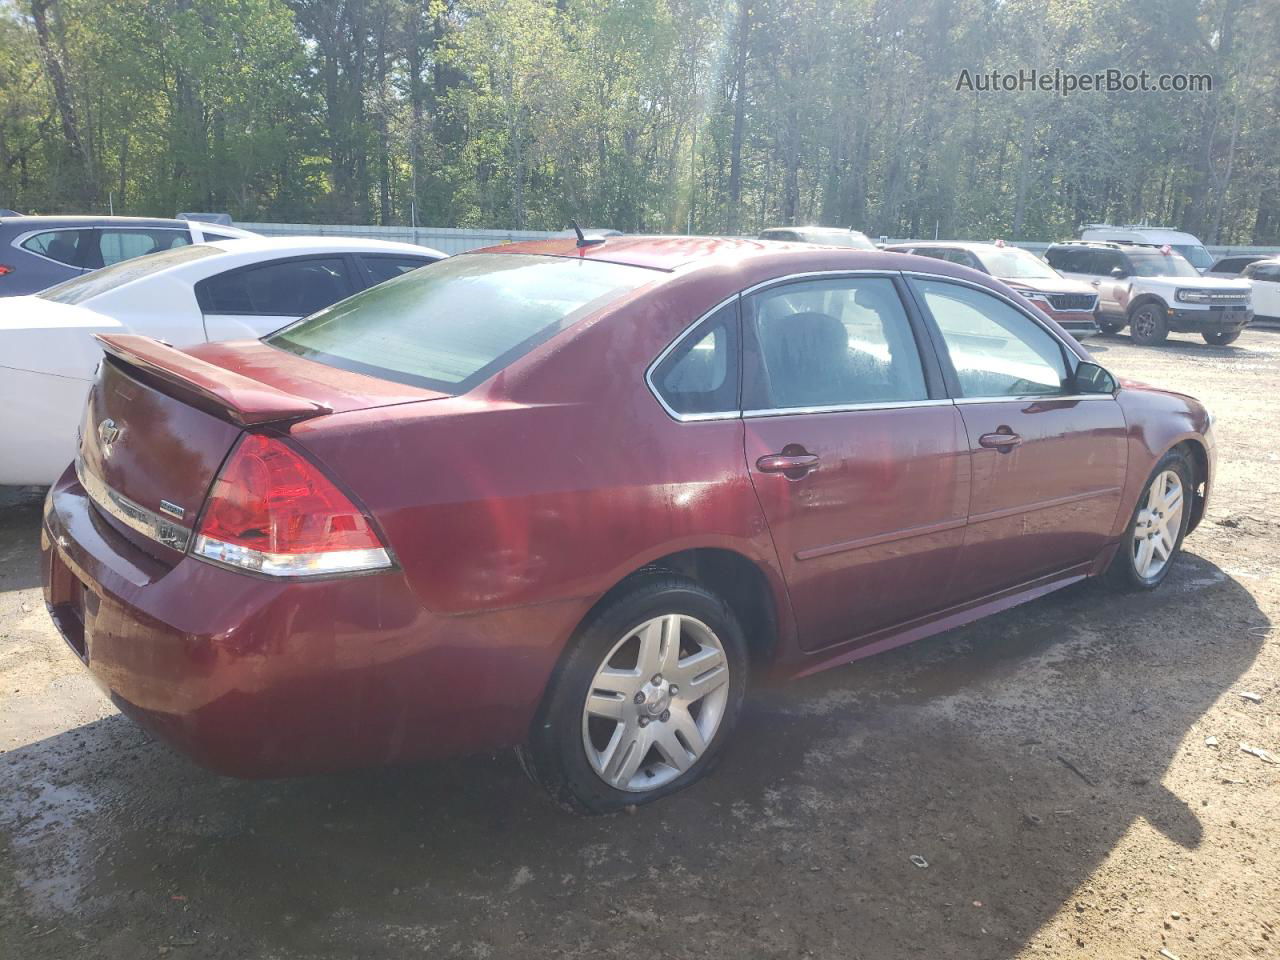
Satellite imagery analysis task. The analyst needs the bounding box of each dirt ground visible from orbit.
[1,327,1277,960]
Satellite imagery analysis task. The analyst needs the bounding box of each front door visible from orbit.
[741,274,971,651]
[907,276,1128,601]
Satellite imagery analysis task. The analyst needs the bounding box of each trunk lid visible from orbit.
[78,335,445,562]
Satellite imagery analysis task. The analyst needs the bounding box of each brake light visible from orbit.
[193,433,391,577]
[0,264,13,276]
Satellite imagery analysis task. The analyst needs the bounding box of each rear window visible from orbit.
[38,244,220,305]
[265,253,656,393]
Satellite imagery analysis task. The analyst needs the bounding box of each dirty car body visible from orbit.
[42,237,1214,805]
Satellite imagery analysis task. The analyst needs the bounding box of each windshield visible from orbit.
[798,231,876,250]
[974,247,1057,280]
[38,245,219,305]
[265,253,657,393]
[1128,252,1201,278]
[1171,243,1213,270]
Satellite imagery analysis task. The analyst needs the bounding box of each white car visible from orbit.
[1241,258,1280,322]
[0,236,444,486]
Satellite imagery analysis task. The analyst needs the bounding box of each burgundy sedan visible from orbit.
[41,236,1214,813]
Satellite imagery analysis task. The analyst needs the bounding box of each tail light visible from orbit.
[193,433,392,577]
[0,265,13,276]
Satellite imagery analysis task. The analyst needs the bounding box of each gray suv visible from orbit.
[0,215,256,296]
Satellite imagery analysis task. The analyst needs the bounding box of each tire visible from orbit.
[1202,330,1240,346]
[1105,448,1193,592]
[1098,319,1125,335]
[1129,302,1169,345]
[519,571,749,814]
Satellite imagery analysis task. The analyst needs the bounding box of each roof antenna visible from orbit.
[571,219,605,249]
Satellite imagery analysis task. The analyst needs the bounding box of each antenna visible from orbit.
[570,220,606,248]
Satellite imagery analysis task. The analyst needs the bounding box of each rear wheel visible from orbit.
[1202,330,1240,346]
[1129,303,1169,345]
[1106,449,1193,591]
[520,571,748,814]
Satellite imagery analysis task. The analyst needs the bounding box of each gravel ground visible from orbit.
[1,328,1277,960]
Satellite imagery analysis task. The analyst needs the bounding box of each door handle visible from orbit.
[978,431,1022,451]
[1090,280,1101,286]
[756,453,820,476]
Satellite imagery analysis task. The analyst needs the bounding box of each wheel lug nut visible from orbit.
[633,692,646,704]
[638,716,650,727]
[669,684,679,695]
[652,674,663,685]
[660,709,670,722]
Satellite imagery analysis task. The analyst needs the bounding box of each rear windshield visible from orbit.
[38,244,219,305]
[265,253,656,393]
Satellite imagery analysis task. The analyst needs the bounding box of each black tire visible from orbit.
[1202,330,1240,346]
[1105,448,1194,592]
[1098,319,1125,335]
[519,571,749,814]
[1129,302,1169,345]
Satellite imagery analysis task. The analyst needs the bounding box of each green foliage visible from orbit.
[1,0,1277,242]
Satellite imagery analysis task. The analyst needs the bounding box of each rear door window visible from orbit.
[197,257,357,316]
[744,276,927,409]
[91,228,191,268]
[358,254,437,287]
[266,253,656,394]
[19,229,91,266]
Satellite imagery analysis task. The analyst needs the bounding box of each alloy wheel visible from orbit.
[1132,469,1184,579]
[1133,308,1156,340]
[581,614,730,792]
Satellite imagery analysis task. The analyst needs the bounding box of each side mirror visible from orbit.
[1074,360,1117,395]
[1110,266,1127,279]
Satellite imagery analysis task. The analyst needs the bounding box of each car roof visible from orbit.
[202,235,445,257]
[1049,240,1168,254]
[887,241,1017,253]
[470,235,894,271]
[0,215,197,229]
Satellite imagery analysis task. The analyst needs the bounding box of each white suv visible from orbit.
[1044,241,1252,346]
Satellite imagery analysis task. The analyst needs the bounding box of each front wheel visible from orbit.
[1129,303,1169,345]
[1106,450,1193,591]
[519,571,748,814]
[1203,330,1240,346]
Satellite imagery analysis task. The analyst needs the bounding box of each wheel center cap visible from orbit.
[643,685,671,716]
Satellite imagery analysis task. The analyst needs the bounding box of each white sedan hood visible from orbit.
[0,296,124,380]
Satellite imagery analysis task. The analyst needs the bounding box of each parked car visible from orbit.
[42,236,1214,813]
[1241,258,1280,322]
[759,226,876,249]
[1,236,444,486]
[1044,241,1252,345]
[883,241,1099,338]
[1205,254,1275,278]
[0,215,259,296]
[1079,224,1214,273]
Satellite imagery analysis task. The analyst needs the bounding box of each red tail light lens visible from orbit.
[0,265,13,276]
[193,433,391,576]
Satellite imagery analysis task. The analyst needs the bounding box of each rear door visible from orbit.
[907,276,1127,601]
[196,255,359,340]
[742,273,970,651]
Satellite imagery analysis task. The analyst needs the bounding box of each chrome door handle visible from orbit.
[978,432,1022,451]
[756,453,820,475]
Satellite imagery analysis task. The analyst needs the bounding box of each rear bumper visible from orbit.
[41,466,575,777]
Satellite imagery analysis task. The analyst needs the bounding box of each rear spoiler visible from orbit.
[96,334,331,427]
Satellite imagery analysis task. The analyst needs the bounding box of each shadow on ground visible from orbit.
[0,550,1267,959]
